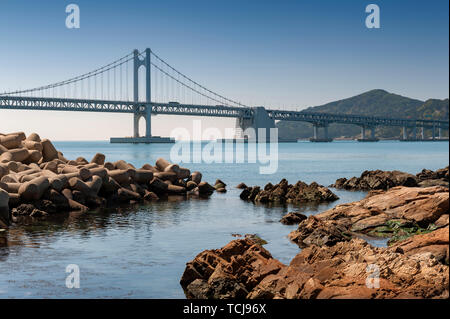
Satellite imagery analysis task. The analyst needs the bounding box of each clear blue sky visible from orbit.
[0,0,448,140]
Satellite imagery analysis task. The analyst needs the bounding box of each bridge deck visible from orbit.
[0,96,448,129]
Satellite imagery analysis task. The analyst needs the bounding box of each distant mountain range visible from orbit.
[276,89,449,139]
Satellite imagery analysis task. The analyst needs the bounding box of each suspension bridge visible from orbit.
[0,48,448,143]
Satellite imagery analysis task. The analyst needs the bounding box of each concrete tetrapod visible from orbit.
[0,131,220,227]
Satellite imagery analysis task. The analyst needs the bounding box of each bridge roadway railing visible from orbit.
[0,96,448,129]
[0,96,253,118]
[266,109,449,129]
[0,96,136,113]
[151,102,253,118]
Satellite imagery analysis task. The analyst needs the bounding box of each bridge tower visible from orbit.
[110,48,173,143]
[133,48,151,138]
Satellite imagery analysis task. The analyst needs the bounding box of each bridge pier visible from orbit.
[235,107,278,142]
[133,113,140,138]
[400,126,418,141]
[402,126,407,140]
[358,125,379,142]
[133,106,152,138]
[145,107,152,137]
[436,127,450,141]
[399,124,449,142]
[310,123,332,142]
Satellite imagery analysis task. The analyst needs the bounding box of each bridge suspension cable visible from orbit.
[147,50,248,108]
[150,61,236,107]
[1,48,248,108]
[0,51,138,101]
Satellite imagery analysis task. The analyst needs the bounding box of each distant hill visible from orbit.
[276,89,449,139]
[417,98,449,120]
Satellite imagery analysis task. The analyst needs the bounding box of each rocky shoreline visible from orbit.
[288,186,448,249]
[181,179,449,299]
[181,230,448,299]
[0,132,222,229]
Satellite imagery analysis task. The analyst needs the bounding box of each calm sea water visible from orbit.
[0,141,448,298]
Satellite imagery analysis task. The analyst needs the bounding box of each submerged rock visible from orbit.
[198,182,216,195]
[416,166,449,182]
[330,169,418,190]
[331,167,449,191]
[279,212,307,225]
[239,188,251,200]
[416,166,449,188]
[240,179,338,204]
[214,179,226,189]
[285,181,338,203]
[11,203,49,221]
[214,179,227,193]
[418,179,449,188]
